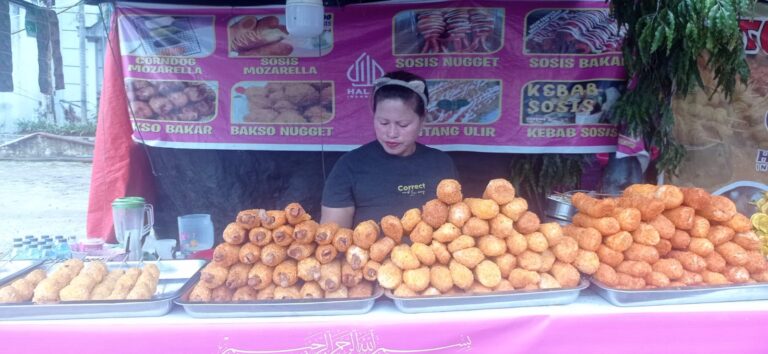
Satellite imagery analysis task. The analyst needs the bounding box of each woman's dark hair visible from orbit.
[372,70,429,118]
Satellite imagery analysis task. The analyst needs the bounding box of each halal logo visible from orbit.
[346,53,384,99]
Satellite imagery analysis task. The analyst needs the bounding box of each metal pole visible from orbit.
[78,1,87,122]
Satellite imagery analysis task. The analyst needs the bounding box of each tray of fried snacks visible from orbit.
[0,258,205,320]
[175,261,383,318]
[590,278,768,306]
[384,279,589,313]
[0,260,43,285]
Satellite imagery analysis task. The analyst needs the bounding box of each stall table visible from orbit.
[1,288,766,354]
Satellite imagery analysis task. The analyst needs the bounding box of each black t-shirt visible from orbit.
[322,141,458,226]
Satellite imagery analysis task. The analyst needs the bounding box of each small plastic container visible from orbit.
[41,245,56,260]
[81,238,105,252]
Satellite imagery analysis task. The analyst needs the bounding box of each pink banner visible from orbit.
[118,1,626,153]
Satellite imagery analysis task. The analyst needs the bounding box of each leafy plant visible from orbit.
[609,0,753,174]
[15,118,96,136]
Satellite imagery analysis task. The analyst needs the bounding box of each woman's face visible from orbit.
[374,99,423,157]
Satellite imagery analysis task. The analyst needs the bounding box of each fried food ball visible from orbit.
[369,237,396,263]
[682,187,711,210]
[213,242,241,268]
[287,241,316,261]
[501,198,528,221]
[477,235,507,257]
[352,220,379,249]
[422,199,450,228]
[341,261,363,287]
[552,236,578,263]
[652,258,684,280]
[433,223,461,243]
[469,282,493,294]
[377,261,403,290]
[249,227,272,246]
[430,265,454,293]
[525,232,549,253]
[594,263,619,287]
[239,243,261,264]
[272,260,298,288]
[733,231,761,251]
[613,207,642,232]
[225,263,251,289]
[662,207,695,231]
[705,251,728,273]
[744,250,768,274]
[716,242,749,266]
[284,202,311,225]
[506,232,528,256]
[597,244,625,268]
[236,209,262,230]
[380,215,404,243]
[319,260,342,292]
[298,257,321,282]
[188,283,212,302]
[550,262,580,288]
[409,221,434,244]
[448,202,471,228]
[616,260,652,278]
[465,198,500,220]
[725,266,750,283]
[699,195,737,222]
[722,213,753,233]
[573,250,600,275]
[474,260,502,288]
[572,213,620,236]
[411,242,436,266]
[624,243,660,264]
[293,220,319,244]
[393,284,418,297]
[430,241,452,265]
[494,254,517,278]
[616,272,646,289]
[210,286,235,303]
[346,245,370,270]
[247,263,273,290]
[461,217,490,237]
[348,281,374,298]
[391,244,420,270]
[300,281,324,299]
[631,223,660,246]
[483,179,516,205]
[539,249,556,272]
[655,239,672,257]
[539,273,562,289]
[689,238,715,257]
[668,251,708,272]
[255,284,276,300]
[656,185,685,209]
[271,224,295,247]
[679,270,704,286]
[274,285,302,300]
[452,247,485,268]
[670,229,692,250]
[437,179,463,205]
[223,222,248,245]
[490,214,516,238]
[363,260,380,282]
[604,231,633,252]
[403,266,431,292]
[617,196,665,221]
[261,243,287,267]
[200,263,229,289]
[649,215,675,240]
[261,210,287,230]
[449,260,474,290]
[515,211,540,234]
[315,244,338,264]
[518,250,543,271]
[571,192,616,218]
[401,208,422,233]
[701,271,730,285]
[707,225,735,246]
[494,280,515,292]
[421,287,442,296]
[508,268,540,289]
[448,235,476,253]
[539,222,564,246]
[315,222,339,245]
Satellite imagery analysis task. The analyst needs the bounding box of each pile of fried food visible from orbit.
[187,204,377,302]
[127,79,217,122]
[374,179,588,297]
[0,259,160,303]
[579,184,768,289]
[240,82,333,124]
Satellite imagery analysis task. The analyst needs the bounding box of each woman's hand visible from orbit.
[320,206,355,229]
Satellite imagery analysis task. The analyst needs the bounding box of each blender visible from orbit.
[112,197,154,261]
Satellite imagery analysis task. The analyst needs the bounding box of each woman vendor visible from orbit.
[320,70,458,228]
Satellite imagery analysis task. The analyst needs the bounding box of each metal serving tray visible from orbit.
[0,259,205,320]
[591,278,768,307]
[386,279,589,314]
[176,278,383,318]
[0,260,43,285]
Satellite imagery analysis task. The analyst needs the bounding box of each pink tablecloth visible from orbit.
[1,292,766,354]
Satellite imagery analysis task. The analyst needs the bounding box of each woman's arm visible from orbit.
[320,205,355,229]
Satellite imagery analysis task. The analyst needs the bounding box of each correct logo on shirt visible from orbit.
[398,183,426,197]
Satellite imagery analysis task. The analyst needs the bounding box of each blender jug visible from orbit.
[112,197,154,261]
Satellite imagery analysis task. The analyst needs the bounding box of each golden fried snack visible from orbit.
[473,260,502,288]
[701,271,729,285]
[649,215,675,240]
[211,285,234,302]
[213,242,241,268]
[689,238,715,257]
[393,284,418,297]
[422,287,442,296]
[716,242,749,266]
[632,223,660,246]
[247,263,273,290]
[552,261,581,287]
[448,202,471,228]
[284,202,311,225]
[199,263,229,289]
[69,274,97,290]
[324,285,349,299]
[550,236,576,263]
[261,210,287,230]
[506,232,528,256]
[437,179,463,205]
[59,284,91,302]
[401,208,422,233]
[495,279,515,292]
[573,213,620,236]
[670,229,692,250]
[597,244,625,268]
[700,195,738,222]
[223,222,248,245]
[754,270,768,282]
[271,224,295,247]
[62,259,85,274]
[249,227,272,246]
[380,215,404,243]
[657,185,685,209]
[9,278,34,301]
[617,196,665,221]
[363,260,380,282]
[236,209,262,230]
[287,241,316,261]
[616,260,652,278]
[594,263,619,287]
[410,221,434,244]
[297,257,321,282]
[501,198,528,221]
[261,243,287,267]
[616,272,646,289]
[494,254,517,278]
[319,260,341,292]
[429,265,453,292]
[411,243,436,266]
[663,207,696,230]
[571,192,615,218]
[449,260,474,290]
[655,239,672,257]
[535,273,559,289]
[369,237,396,263]
[126,282,155,300]
[256,284,276,300]
[353,220,379,249]
[603,231,632,252]
[624,243,660,264]
[461,217,490,237]
[722,213,752,233]
[292,220,319,245]
[430,241,452,265]
[300,282,324,298]
[481,179,515,205]
[188,283,212,302]
[315,222,339,245]
[90,270,123,300]
[469,282,493,294]
[273,260,298,287]
[422,199,449,228]
[477,235,507,257]
[315,244,338,264]
[84,261,108,283]
[539,222,564,246]
[225,263,251,289]
[668,251,708,272]
[346,245,370,270]
[515,211,540,234]
[612,207,642,232]
[489,214,516,239]
[377,260,403,290]
[733,231,761,251]
[567,223,607,251]
[239,243,261,264]
[144,263,160,279]
[705,251,728,273]
[623,184,657,199]
[725,266,750,283]
[403,266,430,292]
[707,225,735,246]
[433,223,461,243]
[453,247,485,268]
[524,232,548,253]
[652,258,684,280]
[232,286,260,301]
[681,187,711,210]
[462,198,498,221]
[508,268,540,289]
[645,271,670,288]
[391,244,420,270]
[32,278,60,303]
[517,250,542,272]
[24,269,47,285]
[108,268,142,300]
[744,250,768,274]
[573,250,600,275]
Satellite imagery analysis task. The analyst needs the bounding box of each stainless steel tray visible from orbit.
[386,279,590,313]
[0,259,205,320]
[176,280,383,318]
[0,260,43,285]
[590,278,768,307]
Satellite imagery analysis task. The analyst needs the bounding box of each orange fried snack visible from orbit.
[594,263,618,287]
[315,222,339,245]
[400,208,422,233]
[284,202,311,225]
[261,210,287,230]
[573,250,599,275]
[699,196,737,222]
[345,245,370,270]
[369,237,396,263]
[422,199,450,228]
[248,227,272,246]
[508,268,540,289]
[474,260,502,288]
[213,243,241,268]
[448,235,476,253]
[363,260,381,282]
[390,244,421,270]
[453,247,485,268]
[682,187,711,210]
[377,260,403,290]
[449,260,474,290]
[223,223,248,245]
[448,202,471,228]
[261,243,287,267]
[225,263,251,289]
[429,265,454,293]
[572,213,620,236]
[231,286,258,301]
[332,228,353,252]
[287,241,316,261]
[319,260,342,292]
[501,198,528,221]
[273,259,299,287]
[239,243,261,264]
[515,211,540,234]
[663,206,695,230]
[199,263,229,289]
[380,215,404,243]
[464,198,500,220]
[433,223,461,243]
[430,241,452,265]
[403,266,431,292]
[489,214,515,238]
[483,178,516,205]
[188,283,212,302]
[274,285,301,300]
[410,221,434,244]
[550,261,580,288]
[298,257,321,282]
[292,220,319,244]
[437,179,463,205]
[247,263,273,290]
[315,244,338,264]
[477,235,507,257]
[571,192,615,218]
[236,209,262,230]
[461,217,490,237]
[645,271,671,288]
[617,196,665,221]
[612,207,641,232]
[300,282,324,298]
[271,224,294,247]
[349,281,374,298]
[353,220,379,249]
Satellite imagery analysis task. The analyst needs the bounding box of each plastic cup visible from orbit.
[177,214,214,258]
